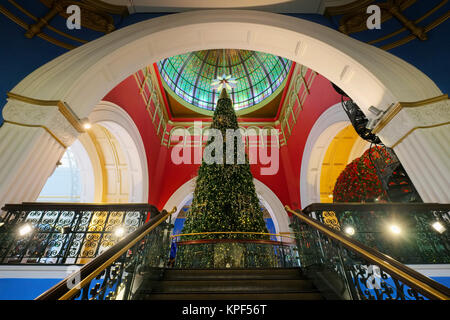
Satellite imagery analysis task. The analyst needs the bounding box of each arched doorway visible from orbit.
[300,103,370,208]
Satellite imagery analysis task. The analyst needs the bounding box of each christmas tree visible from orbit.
[176,88,272,268]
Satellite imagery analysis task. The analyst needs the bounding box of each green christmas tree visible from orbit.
[176,89,272,268]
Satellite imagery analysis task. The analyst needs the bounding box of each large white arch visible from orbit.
[10,10,441,119]
[163,177,292,240]
[0,10,447,208]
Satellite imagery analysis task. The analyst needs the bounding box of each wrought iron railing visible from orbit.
[302,203,450,264]
[0,203,158,265]
[35,207,176,300]
[286,206,450,300]
[170,232,299,269]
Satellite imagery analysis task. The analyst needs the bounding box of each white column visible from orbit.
[374,96,450,203]
[0,97,81,210]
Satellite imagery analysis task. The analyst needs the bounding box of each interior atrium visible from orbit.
[0,0,448,306]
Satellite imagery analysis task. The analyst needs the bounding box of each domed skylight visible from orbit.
[157,49,292,113]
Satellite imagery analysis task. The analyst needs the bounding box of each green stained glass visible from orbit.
[157,49,292,112]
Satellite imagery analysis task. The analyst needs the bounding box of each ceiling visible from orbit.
[100,0,356,13]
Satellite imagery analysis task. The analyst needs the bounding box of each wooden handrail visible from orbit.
[35,206,177,300]
[285,205,450,300]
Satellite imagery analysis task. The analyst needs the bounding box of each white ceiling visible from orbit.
[102,0,356,14]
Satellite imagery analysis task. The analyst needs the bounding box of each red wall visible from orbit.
[103,71,341,210]
[281,74,342,209]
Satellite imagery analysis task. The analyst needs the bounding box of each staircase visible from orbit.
[133,268,325,300]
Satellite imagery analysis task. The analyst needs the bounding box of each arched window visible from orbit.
[37,147,82,203]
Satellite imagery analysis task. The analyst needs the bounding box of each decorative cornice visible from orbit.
[6,92,85,133]
[81,0,129,16]
[372,94,448,134]
[3,120,67,149]
[372,94,450,148]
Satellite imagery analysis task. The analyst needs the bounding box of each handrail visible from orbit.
[2,202,155,211]
[302,202,449,213]
[171,231,296,240]
[285,205,450,300]
[35,206,177,300]
[176,238,290,246]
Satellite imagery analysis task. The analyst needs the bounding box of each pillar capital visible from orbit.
[3,92,85,148]
[372,94,449,203]
[373,95,449,148]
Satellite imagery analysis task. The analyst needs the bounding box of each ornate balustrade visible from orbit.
[0,202,158,265]
[286,206,450,300]
[302,203,450,264]
[36,208,175,300]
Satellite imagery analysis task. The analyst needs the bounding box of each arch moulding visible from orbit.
[0,10,446,208]
[10,10,441,119]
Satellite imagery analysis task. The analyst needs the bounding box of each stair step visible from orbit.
[134,268,325,300]
[143,292,325,300]
[141,279,316,294]
[161,268,305,281]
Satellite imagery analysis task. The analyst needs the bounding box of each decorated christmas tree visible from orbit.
[176,88,271,268]
[332,146,419,203]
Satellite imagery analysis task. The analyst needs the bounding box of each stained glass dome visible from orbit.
[157,49,292,113]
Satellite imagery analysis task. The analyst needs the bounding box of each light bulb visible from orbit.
[114,227,125,238]
[344,226,355,236]
[18,224,33,236]
[389,225,401,235]
[432,221,446,234]
[81,118,91,130]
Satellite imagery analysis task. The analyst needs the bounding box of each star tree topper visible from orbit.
[211,74,237,92]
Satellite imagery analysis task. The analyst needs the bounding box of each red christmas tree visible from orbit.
[332,147,390,202]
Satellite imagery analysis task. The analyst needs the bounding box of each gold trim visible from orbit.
[381,11,449,50]
[58,206,177,300]
[8,0,87,44]
[392,122,450,148]
[285,206,449,300]
[3,120,67,149]
[372,94,448,134]
[87,128,108,203]
[7,92,85,133]
[0,5,76,50]
[171,231,296,240]
[0,4,28,28]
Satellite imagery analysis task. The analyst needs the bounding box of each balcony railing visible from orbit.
[171,232,299,269]
[0,203,158,265]
[1,201,448,300]
[35,207,176,300]
[286,206,450,300]
[302,203,450,264]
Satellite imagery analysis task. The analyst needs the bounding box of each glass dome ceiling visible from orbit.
[157,49,292,113]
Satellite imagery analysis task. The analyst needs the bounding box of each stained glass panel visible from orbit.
[157,49,292,112]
